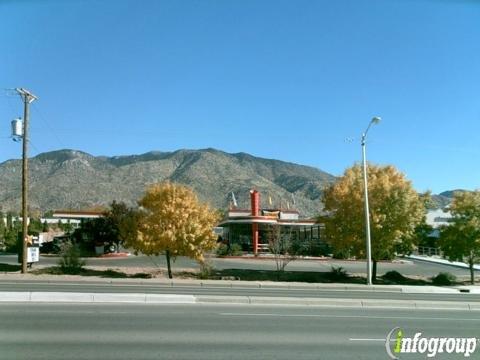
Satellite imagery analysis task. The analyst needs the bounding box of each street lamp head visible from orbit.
[363,116,381,140]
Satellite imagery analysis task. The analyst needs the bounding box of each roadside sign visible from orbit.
[27,235,40,263]
[27,247,39,263]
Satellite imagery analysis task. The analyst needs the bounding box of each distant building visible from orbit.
[2,210,104,230]
[218,190,328,255]
[426,208,452,228]
[52,210,103,220]
[426,208,453,238]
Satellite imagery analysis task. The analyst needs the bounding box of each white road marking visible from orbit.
[219,313,480,321]
[349,339,388,342]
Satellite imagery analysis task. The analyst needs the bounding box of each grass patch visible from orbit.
[0,263,21,272]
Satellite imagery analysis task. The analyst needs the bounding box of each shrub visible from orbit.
[332,249,350,260]
[198,261,214,279]
[4,230,19,253]
[216,244,229,256]
[58,242,85,274]
[431,272,456,286]
[382,270,408,284]
[230,243,243,256]
[326,266,349,282]
[216,243,243,257]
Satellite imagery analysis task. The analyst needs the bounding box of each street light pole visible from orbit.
[15,88,37,274]
[361,116,380,286]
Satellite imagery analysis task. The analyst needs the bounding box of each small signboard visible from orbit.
[27,236,40,263]
[27,247,39,263]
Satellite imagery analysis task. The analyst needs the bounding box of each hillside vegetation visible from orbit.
[0,148,336,217]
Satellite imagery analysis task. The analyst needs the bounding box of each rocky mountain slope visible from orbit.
[0,148,336,217]
[430,189,468,209]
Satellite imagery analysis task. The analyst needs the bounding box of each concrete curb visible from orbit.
[1,292,478,310]
[195,295,480,310]
[0,292,196,304]
[0,275,472,294]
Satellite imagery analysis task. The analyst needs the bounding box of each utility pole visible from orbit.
[16,88,37,274]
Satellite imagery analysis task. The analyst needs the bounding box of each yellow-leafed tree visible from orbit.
[322,164,425,281]
[131,182,220,279]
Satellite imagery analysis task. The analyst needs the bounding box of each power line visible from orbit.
[28,140,42,155]
[3,89,21,116]
[31,102,67,149]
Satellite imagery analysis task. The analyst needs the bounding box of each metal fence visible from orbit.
[415,246,442,257]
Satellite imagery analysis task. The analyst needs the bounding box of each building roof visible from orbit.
[220,208,318,227]
[52,210,104,219]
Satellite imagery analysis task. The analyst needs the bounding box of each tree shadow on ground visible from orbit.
[28,266,466,286]
[80,268,153,279]
[206,268,438,285]
[0,263,21,272]
[208,269,366,284]
[32,267,152,279]
[379,270,429,285]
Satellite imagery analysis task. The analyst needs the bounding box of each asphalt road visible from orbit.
[0,303,479,360]
[0,280,478,303]
[0,253,477,277]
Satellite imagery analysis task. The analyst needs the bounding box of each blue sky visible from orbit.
[1,0,479,194]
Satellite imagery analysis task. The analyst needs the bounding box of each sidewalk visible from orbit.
[407,254,480,271]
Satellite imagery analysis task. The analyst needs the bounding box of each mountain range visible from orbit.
[0,148,336,217]
[430,190,468,210]
[0,148,461,216]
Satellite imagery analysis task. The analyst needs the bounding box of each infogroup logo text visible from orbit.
[385,327,478,359]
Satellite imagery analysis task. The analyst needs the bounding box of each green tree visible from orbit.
[75,217,116,254]
[414,221,435,248]
[74,201,140,254]
[28,218,43,235]
[439,191,480,284]
[128,182,219,279]
[104,201,139,253]
[6,212,13,230]
[413,191,437,248]
[43,210,54,218]
[4,217,21,253]
[42,220,49,232]
[322,164,425,281]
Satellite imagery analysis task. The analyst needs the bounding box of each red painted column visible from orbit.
[250,190,260,216]
[250,190,260,255]
[252,223,259,255]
